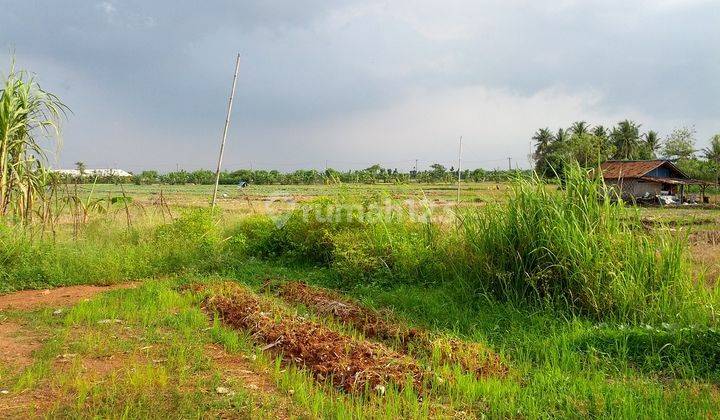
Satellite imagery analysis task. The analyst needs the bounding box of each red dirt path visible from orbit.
[0,283,137,312]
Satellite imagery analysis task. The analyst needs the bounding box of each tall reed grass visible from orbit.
[458,166,715,323]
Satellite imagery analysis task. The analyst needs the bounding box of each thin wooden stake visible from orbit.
[212,53,241,208]
[457,136,463,205]
[120,183,132,229]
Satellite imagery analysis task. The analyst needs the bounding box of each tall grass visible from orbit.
[0,209,226,293]
[459,166,715,323]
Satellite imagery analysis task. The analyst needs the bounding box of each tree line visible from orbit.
[533,120,720,182]
[62,164,531,185]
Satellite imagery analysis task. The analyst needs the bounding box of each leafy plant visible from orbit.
[0,62,67,223]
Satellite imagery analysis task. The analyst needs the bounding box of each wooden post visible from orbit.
[212,53,241,208]
[457,136,462,205]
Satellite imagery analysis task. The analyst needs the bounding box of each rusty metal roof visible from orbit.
[599,160,685,179]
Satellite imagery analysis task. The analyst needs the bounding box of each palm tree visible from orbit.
[75,161,86,175]
[570,121,590,137]
[555,127,570,144]
[643,130,661,158]
[592,125,608,139]
[532,128,553,157]
[704,134,720,164]
[0,63,67,221]
[610,120,641,160]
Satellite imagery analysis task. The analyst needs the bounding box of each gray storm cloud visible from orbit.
[1,0,718,171]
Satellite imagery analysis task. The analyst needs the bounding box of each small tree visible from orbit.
[662,126,697,161]
[75,161,86,175]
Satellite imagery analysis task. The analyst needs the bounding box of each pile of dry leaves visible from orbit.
[204,283,425,393]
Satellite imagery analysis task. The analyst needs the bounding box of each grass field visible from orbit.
[2,177,720,418]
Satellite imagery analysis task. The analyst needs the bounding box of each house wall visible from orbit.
[647,167,671,178]
[606,179,663,198]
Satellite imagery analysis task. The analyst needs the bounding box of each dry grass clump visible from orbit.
[277,281,508,379]
[203,282,425,393]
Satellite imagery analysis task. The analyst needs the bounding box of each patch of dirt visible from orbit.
[689,230,720,246]
[0,320,56,418]
[277,281,509,379]
[0,321,45,370]
[0,386,57,419]
[205,344,296,419]
[204,283,425,393]
[641,217,716,228]
[690,243,720,286]
[54,353,130,380]
[0,283,137,312]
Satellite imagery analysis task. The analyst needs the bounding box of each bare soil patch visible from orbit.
[204,283,425,393]
[0,283,137,312]
[277,281,508,379]
[205,344,297,419]
[689,230,720,246]
[0,320,56,418]
[0,321,45,371]
[0,386,57,419]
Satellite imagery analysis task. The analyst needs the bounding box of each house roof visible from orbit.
[639,176,712,186]
[598,160,687,179]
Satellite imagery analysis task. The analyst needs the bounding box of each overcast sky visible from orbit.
[1,0,718,172]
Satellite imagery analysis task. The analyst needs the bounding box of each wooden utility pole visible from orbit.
[457,136,463,205]
[212,53,241,208]
[507,157,512,171]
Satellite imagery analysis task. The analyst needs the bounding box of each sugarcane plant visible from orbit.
[0,62,68,224]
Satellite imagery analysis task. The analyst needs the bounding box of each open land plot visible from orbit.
[2,179,720,418]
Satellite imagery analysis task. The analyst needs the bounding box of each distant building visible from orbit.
[53,168,133,177]
[598,160,710,203]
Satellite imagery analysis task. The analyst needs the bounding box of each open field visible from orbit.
[3,176,720,418]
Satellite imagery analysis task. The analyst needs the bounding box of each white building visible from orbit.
[53,168,133,177]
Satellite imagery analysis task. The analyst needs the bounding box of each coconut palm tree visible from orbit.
[592,125,608,139]
[610,120,641,160]
[643,130,662,158]
[570,121,590,137]
[0,63,67,221]
[704,134,720,164]
[555,127,570,144]
[532,128,553,157]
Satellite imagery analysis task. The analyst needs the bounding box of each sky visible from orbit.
[1,0,718,172]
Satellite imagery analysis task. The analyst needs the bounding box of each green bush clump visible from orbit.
[153,208,222,271]
[577,324,720,380]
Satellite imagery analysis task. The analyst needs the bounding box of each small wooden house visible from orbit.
[598,160,709,203]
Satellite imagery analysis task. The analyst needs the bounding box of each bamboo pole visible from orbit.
[212,53,241,208]
[457,136,462,205]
